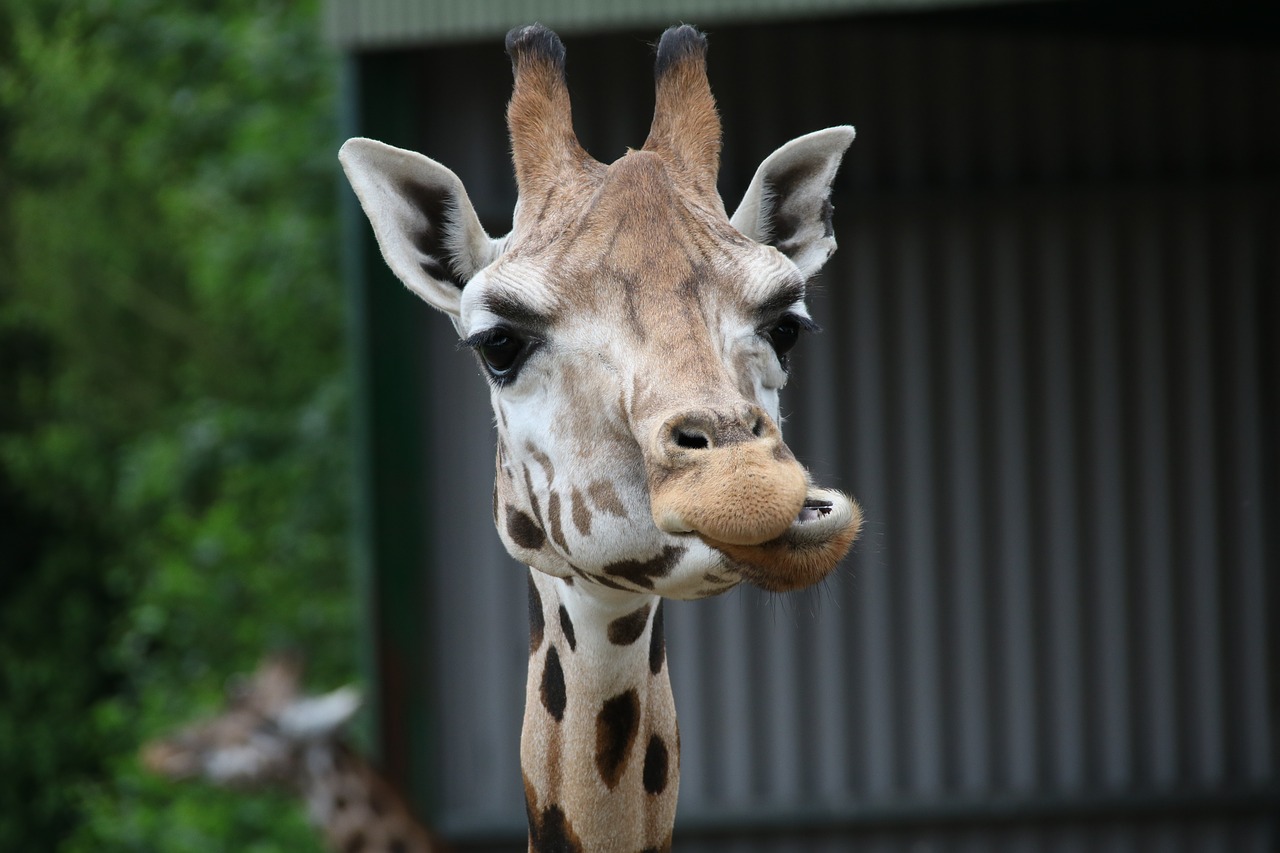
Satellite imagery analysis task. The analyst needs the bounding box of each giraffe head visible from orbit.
[141,653,361,788]
[341,24,861,598]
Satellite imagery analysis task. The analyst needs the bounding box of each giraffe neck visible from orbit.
[299,740,440,853]
[523,570,679,853]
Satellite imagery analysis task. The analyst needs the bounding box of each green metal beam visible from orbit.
[325,0,1054,49]
[340,51,442,822]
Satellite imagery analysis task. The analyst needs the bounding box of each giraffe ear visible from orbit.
[730,126,855,278]
[340,137,503,320]
[276,686,362,739]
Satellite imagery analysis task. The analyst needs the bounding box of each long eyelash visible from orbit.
[460,329,500,351]
[789,313,822,334]
[460,328,540,351]
[761,312,821,335]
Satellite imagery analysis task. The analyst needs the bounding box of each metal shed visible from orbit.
[333,1,1279,849]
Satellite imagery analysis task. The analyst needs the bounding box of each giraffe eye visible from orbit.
[480,333,522,372]
[466,327,535,383]
[765,316,802,359]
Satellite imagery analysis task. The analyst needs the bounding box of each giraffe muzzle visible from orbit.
[646,407,862,590]
[696,485,863,592]
[648,406,808,546]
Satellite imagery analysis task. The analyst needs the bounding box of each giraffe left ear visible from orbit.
[340,138,503,320]
[730,126,855,278]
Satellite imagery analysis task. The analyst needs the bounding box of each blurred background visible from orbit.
[2,0,1276,851]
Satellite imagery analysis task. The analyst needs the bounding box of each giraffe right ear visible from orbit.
[340,138,503,320]
[730,126,855,279]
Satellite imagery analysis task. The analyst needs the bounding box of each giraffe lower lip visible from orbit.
[696,486,862,592]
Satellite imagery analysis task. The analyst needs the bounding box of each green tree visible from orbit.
[0,1,356,848]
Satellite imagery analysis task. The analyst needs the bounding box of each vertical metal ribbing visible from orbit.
[940,211,991,796]
[1221,203,1271,785]
[1172,198,1227,787]
[893,214,945,796]
[988,209,1039,794]
[1035,205,1086,793]
[1080,205,1132,792]
[848,212,897,801]
[1128,201,1180,790]
[391,23,1280,849]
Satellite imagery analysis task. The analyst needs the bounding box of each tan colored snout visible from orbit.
[648,404,808,545]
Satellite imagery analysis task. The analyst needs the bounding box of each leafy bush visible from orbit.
[0,1,355,849]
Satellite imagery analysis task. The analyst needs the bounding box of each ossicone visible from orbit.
[643,24,722,206]
[504,23,597,198]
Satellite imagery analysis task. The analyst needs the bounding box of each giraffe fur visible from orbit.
[340,22,861,851]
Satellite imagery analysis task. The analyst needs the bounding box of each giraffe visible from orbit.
[141,653,444,853]
[340,23,861,852]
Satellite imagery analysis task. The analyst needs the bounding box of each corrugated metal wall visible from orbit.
[351,15,1279,850]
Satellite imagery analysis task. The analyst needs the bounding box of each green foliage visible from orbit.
[0,0,355,849]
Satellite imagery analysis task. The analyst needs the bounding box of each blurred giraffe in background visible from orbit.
[141,653,444,853]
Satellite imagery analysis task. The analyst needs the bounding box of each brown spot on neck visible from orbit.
[528,571,545,653]
[557,605,577,652]
[594,689,641,788]
[607,604,652,646]
[649,601,666,675]
[540,646,567,722]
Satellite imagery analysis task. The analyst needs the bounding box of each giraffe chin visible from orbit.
[697,487,862,592]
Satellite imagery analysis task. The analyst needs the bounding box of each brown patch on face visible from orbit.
[546,490,571,554]
[529,445,556,482]
[595,689,640,788]
[506,505,546,551]
[587,480,628,518]
[602,545,685,590]
[523,465,545,529]
[585,572,632,592]
[569,487,592,536]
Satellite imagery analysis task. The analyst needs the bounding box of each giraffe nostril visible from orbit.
[750,416,764,438]
[673,426,710,450]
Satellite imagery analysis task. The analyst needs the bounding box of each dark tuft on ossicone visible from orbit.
[653,24,707,79]
[506,24,566,71]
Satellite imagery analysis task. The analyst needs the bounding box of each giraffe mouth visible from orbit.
[696,486,862,592]
[787,488,857,541]
[797,497,834,523]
